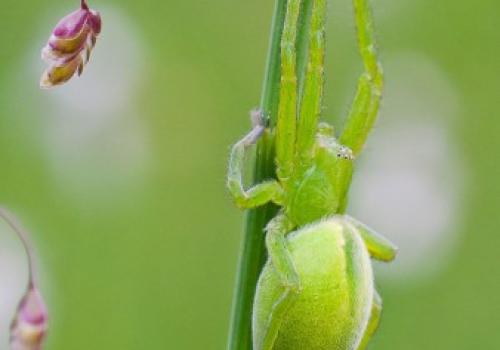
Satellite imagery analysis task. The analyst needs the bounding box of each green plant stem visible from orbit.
[227,1,312,349]
[226,1,286,349]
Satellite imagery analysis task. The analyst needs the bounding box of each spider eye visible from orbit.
[336,146,354,160]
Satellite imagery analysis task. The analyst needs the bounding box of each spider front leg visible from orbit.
[257,213,300,350]
[275,0,301,187]
[339,0,384,157]
[227,110,283,209]
[296,0,327,165]
[356,289,383,350]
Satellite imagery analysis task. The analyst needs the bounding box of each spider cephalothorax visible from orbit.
[227,0,396,349]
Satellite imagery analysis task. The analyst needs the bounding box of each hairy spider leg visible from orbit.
[346,215,397,262]
[227,110,283,209]
[356,289,382,350]
[336,0,384,212]
[258,213,300,350]
[296,0,327,168]
[340,0,384,156]
[275,0,301,189]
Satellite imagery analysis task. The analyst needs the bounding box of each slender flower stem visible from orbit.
[226,0,312,348]
[81,0,89,10]
[0,208,36,287]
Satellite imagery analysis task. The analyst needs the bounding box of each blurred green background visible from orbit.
[0,0,499,349]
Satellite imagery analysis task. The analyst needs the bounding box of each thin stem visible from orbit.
[226,1,287,349]
[81,0,89,10]
[0,208,35,287]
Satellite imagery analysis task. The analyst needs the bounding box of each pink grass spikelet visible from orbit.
[10,286,48,350]
[40,0,101,88]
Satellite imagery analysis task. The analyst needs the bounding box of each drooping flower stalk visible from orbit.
[40,0,102,88]
[0,209,48,350]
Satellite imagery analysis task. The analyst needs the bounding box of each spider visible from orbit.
[227,0,396,349]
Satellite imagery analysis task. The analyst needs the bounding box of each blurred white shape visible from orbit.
[41,7,151,206]
[350,52,465,281]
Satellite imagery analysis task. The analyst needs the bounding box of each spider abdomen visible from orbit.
[253,217,373,350]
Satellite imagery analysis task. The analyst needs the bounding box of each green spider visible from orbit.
[227,0,397,349]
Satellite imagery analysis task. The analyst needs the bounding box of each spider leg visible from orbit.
[346,215,397,262]
[339,0,384,157]
[257,213,300,350]
[275,0,301,187]
[296,0,327,166]
[356,289,383,350]
[227,110,283,209]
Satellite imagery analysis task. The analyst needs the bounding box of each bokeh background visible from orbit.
[0,0,499,348]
